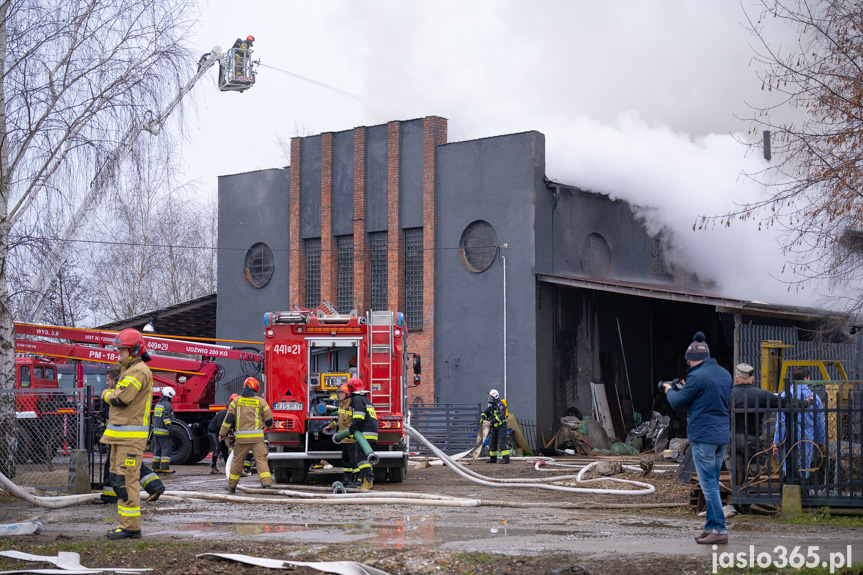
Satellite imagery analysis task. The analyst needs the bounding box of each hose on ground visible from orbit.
[404,423,655,495]
[0,471,102,509]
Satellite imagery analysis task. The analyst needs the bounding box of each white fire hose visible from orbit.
[404,423,654,495]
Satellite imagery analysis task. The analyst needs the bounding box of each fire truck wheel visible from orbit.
[169,425,192,465]
[273,466,290,484]
[15,430,32,464]
[389,465,405,483]
[374,467,387,484]
[292,464,309,484]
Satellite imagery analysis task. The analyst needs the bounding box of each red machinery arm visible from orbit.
[14,323,262,363]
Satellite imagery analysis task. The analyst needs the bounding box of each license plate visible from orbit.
[274,402,303,411]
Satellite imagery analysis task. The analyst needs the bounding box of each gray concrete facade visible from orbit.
[216,168,291,345]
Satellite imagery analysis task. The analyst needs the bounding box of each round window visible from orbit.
[580,233,612,278]
[459,220,498,273]
[243,242,274,288]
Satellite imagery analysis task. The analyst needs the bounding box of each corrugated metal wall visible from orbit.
[738,324,860,381]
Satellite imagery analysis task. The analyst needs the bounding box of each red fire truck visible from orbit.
[262,309,419,484]
[14,323,263,465]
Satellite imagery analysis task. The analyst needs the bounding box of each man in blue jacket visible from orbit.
[663,331,732,545]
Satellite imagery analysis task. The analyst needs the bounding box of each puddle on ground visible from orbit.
[145,515,568,549]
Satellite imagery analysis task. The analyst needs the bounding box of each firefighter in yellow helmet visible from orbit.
[219,377,273,493]
[101,329,153,539]
[324,383,357,487]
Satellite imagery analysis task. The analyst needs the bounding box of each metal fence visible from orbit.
[410,403,482,455]
[2,388,87,490]
[729,381,863,508]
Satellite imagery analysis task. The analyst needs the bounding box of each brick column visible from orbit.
[289,137,303,307]
[352,127,368,315]
[320,133,336,307]
[386,121,404,313]
[409,116,447,406]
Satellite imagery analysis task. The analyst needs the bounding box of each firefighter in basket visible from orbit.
[100,329,153,540]
[480,389,509,464]
[152,386,175,474]
[323,386,357,487]
[219,377,273,493]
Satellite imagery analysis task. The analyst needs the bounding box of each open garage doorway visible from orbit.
[546,284,734,442]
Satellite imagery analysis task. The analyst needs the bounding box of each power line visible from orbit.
[13,235,484,253]
[258,63,361,101]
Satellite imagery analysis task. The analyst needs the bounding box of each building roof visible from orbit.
[96,293,217,338]
[537,273,844,322]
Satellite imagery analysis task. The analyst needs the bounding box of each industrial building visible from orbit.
[214,115,861,438]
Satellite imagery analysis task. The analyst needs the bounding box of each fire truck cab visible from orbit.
[14,356,68,463]
[263,309,412,484]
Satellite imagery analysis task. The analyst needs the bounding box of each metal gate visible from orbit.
[411,403,481,455]
[730,381,863,507]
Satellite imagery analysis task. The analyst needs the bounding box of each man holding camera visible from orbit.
[663,331,732,545]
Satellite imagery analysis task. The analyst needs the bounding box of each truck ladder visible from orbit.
[367,311,394,412]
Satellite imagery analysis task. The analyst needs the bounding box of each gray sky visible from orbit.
[185,1,840,308]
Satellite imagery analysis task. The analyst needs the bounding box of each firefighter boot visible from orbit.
[360,477,374,490]
[501,455,510,464]
[145,485,165,503]
[106,527,141,540]
[487,456,497,464]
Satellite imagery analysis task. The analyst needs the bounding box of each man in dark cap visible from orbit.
[727,363,781,485]
[663,331,732,545]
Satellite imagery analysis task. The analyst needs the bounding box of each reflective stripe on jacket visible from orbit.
[222,389,273,443]
[153,397,173,436]
[348,393,378,441]
[100,357,153,447]
[481,399,507,428]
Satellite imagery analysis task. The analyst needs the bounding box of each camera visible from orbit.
[658,378,683,392]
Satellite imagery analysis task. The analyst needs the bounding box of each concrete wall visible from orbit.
[551,189,657,281]
[435,131,545,423]
[216,168,291,343]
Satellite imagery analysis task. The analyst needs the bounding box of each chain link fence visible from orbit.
[2,388,85,490]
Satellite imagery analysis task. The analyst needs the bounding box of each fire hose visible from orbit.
[403,423,655,495]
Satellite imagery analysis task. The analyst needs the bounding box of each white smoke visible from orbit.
[191,1,847,307]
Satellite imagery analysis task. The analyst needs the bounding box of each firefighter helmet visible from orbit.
[162,387,176,399]
[243,376,261,392]
[344,377,363,394]
[488,389,500,402]
[112,328,145,357]
[229,393,239,403]
[246,35,255,43]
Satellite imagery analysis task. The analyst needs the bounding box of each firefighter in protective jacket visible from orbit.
[152,387,175,473]
[480,389,509,464]
[100,329,153,539]
[97,365,164,505]
[346,377,378,490]
[219,377,273,492]
[324,386,357,487]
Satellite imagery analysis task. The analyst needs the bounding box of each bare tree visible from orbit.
[87,151,218,322]
[0,0,196,476]
[707,0,863,315]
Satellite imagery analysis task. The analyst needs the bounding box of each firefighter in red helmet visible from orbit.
[346,377,379,489]
[101,329,153,539]
[324,383,357,487]
[232,34,254,76]
[219,377,273,492]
